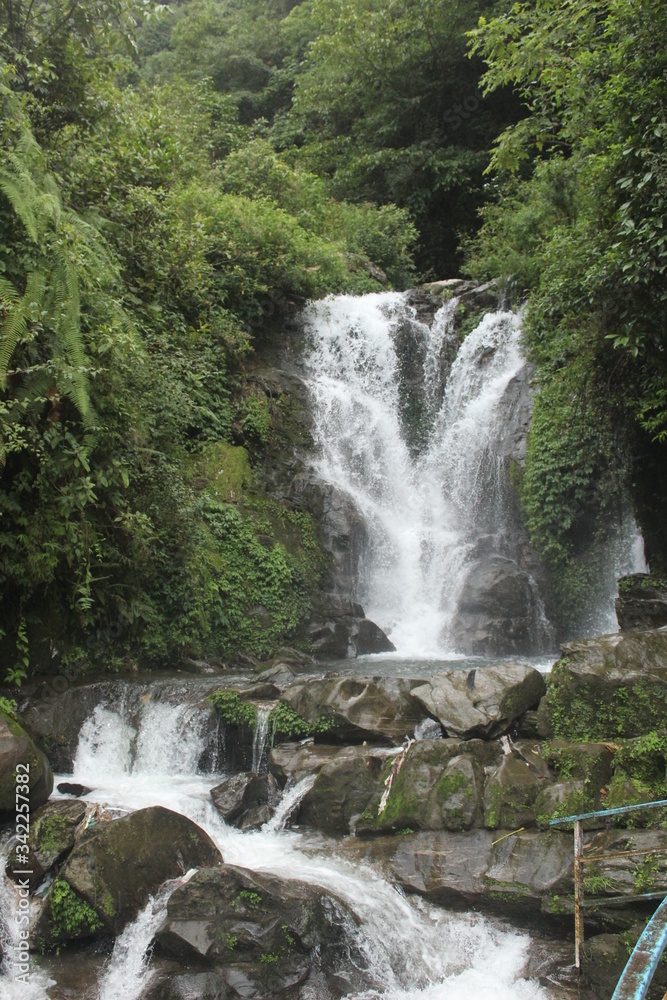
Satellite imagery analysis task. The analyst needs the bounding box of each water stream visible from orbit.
[301,294,550,655]
[0,693,555,1000]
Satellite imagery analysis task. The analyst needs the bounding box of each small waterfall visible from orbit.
[97,873,195,1000]
[302,293,550,656]
[29,697,553,1000]
[252,706,272,772]
[0,839,52,1000]
[263,774,318,832]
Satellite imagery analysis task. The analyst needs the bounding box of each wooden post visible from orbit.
[574,819,584,972]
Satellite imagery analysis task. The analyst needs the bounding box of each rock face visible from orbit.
[297,746,398,834]
[537,627,667,739]
[340,828,574,922]
[356,739,500,836]
[280,676,423,744]
[210,772,280,830]
[52,806,222,937]
[0,709,53,817]
[410,663,546,739]
[154,865,364,999]
[448,557,548,656]
[616,574,667,631]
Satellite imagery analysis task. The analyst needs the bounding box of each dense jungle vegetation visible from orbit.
[0,0,665,683]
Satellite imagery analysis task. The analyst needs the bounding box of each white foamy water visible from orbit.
[97,873,195,1000]
[301,294,550,656]
[0,840,54,999]
[14,695,557,1000]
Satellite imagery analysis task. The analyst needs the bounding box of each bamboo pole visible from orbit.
[574,819,584,972]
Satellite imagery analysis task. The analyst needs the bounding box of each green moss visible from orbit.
[226,933,238,951]
[49,879,103,942]
[208,690,258,729]
[632,854,660,892]
[0,698,17,719]
[37,815,71,855]
[540,659,667,741]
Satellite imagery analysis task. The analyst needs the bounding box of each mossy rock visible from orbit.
[51,806,222,939]
[533,779,601,829]
[154,864,362,997]
[483,753,548,830]
[8,798,87,891]
[545,739,614,787]
[0,709,53,817]
[357,739,498,836]
[537,628,667,740]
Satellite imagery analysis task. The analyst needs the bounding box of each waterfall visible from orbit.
[97,873,195,1000]
[301,293,550,656]
[264,774,318,832]
[15,694,552,1000]
[252,706,272,772]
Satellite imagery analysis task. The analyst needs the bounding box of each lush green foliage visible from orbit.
[49,878,103,941]
[466,0,667,614]
[0,0,419,685]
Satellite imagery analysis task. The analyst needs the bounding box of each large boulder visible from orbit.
[7,798,87,891]
[48,806,222,939]
[210,772,280,830]
[269,742,344,787]
[298,746,398,834]
[305,596,395,660]
[340,827,574,923]
[448,557,549,656]
[0,709,53,817]
[410,663,546,739]
[483,746,552,830]
[356,739,500,836]
[616,574,667,631]
[537,627,667,740]
[154,865,364,999]
[280,676,423,744]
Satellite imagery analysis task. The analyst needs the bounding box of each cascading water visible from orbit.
[301,293,551,656]
[251,706,272,772]
[2,693,555,1000]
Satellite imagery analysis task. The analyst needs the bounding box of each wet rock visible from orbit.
[49,806,222,938]
[483,746,551,830]
[448,557,548,656]
[356,739,500,836]
[19,683,109,772]
[341,827,573,922]
[154,865,364,998]
[411,663,546,739]
[537,627,667,739]
[210,772,280,829]
[305,598,395,660]
[0,709,53,817]
[7,798,87,891]
[269,741,344,787]
[298,746,398,834]
[533,780,594,830]
[57,781,92,797]
[616,574,667,631]
[280,676,423,744]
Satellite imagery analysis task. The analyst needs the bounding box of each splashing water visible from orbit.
[97,874,195,1000]
[252,706,272,772]
[301,294,549,655]
[23,693,558,1000]
[263,774,318,833]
